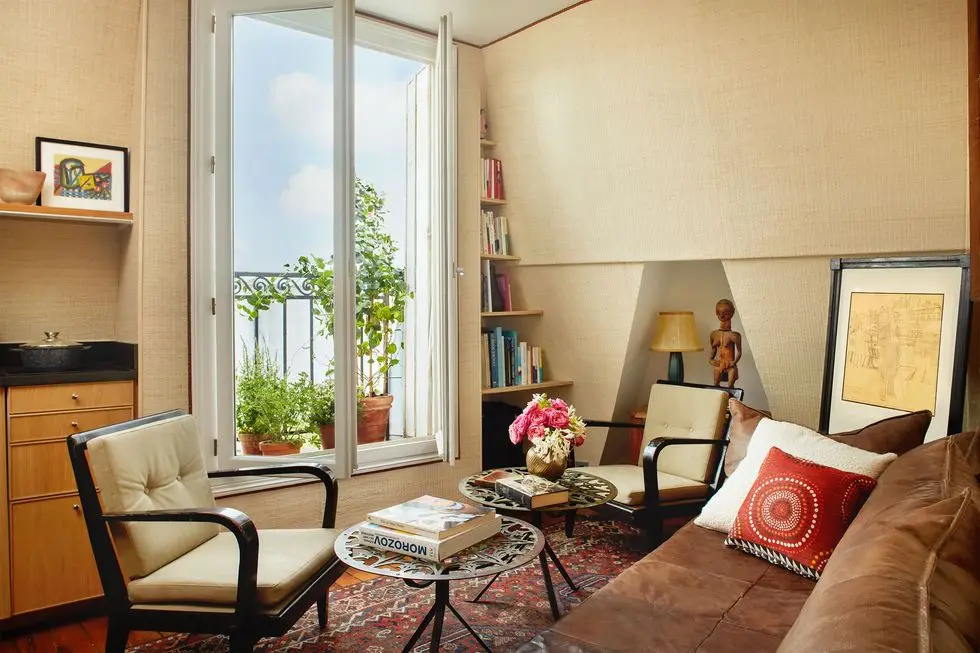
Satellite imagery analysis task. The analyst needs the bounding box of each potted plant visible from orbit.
[235,344,312,456]
[309,377,337,449]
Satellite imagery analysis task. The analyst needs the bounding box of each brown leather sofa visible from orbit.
[519,430,980,652]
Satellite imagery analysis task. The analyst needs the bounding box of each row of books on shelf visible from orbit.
[358,495,500,562]
[481,210,513,256]
[481,260,512,312]
[481,326,545,389]
[482,157,505,199]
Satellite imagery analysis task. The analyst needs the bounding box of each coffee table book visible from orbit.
[367,495,496,540]
[357,515,503,562]
[495,476,570,508]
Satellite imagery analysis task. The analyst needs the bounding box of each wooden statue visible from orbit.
[709,299,742,388]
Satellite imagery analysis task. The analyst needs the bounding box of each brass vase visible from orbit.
[526,447,568,482]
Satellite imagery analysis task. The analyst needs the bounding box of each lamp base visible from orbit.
[667,352,685,383]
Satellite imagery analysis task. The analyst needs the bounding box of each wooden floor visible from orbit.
[0,569,377,652]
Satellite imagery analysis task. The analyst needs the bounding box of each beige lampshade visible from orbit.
[650,311,703,353]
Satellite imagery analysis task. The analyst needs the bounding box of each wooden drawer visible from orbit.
[9,441,79,500]
[7,381,134,415]
[10,495,102,614]
[8,407,134,444]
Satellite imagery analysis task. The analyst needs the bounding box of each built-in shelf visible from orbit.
[481,253,520,262]
[0,203,133,226]
[481,310,543,318]
[480,139,497,148]
[481,380,574,396]
[481,197,507,206]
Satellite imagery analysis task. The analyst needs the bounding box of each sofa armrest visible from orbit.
[641,438,729,511]
[210,463,339,528]
[103,507,259,614]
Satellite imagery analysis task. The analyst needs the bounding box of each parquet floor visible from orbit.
[0,569,377,652]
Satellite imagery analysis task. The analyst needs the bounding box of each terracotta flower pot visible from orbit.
[318,423,336,450]
[357,394,393,444]
[237,432,272,455]
[259,440,302,456]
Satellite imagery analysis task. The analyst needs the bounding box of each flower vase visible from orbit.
[526,446,567,481]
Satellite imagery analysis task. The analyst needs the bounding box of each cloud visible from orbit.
[279,164,333,218]
[268,71,409,154]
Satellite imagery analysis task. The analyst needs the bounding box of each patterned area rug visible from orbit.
[129,515,646,652]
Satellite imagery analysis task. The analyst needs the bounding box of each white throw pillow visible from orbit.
[694,417,897,533]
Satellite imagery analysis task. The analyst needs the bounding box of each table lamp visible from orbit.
[650,311,703,383]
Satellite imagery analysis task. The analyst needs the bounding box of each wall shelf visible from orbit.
[480,197,507,206]
[480,139,497,148]
[481,310,543,318]
[0,203,133,226]
[481,380,573,396]
[481,253,520,262]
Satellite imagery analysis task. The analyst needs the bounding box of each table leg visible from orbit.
[469,572,501,603]
[538,548,560,620]
[402,601,438,652]
[544,540,578,591]
[428,581,448,653]
[448,602,492,652]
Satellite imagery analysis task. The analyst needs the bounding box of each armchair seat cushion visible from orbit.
[128,528,338,608]
[583,465,709,506]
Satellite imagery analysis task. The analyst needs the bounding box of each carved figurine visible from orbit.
[709,299,742,388]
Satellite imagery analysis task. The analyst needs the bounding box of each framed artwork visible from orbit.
[819,255,970,442]
[35,137,129,212]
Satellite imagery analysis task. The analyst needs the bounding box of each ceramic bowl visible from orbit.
[0,169,46,205]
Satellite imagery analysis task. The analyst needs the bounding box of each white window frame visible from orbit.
[190,0,458,477]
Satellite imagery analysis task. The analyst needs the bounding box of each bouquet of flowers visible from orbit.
[508,394,586,463]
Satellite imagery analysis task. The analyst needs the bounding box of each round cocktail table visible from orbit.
[458,467,616,619]
[335,516,544,652]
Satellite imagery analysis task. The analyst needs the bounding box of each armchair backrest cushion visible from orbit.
[87,414,218,579]
[639,383,729,483]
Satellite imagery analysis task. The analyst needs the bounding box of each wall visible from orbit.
[483,0,968,428]
[0,0,141,343]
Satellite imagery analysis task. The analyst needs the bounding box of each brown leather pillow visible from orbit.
[723,400,931,477]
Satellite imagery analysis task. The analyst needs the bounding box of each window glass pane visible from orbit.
[231,8,335,457]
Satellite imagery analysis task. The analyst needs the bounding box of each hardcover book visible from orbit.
[357,515,502,562]
[367,495,496,540]
[495,475,570,509]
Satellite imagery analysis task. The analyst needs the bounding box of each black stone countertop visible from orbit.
[0,341,137,387]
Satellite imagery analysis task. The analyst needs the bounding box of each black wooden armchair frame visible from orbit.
[67,410,347,653]
[583,381,744,543]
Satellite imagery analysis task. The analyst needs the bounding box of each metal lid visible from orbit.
[20,331,84,349]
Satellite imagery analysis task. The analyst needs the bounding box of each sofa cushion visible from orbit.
[640,383,730,483]
[88,414,219,579]
[581,465,709,506]
[723,400,930,477]
[725,447,877,580]
[127,528,338,607]
[697,418,895,533]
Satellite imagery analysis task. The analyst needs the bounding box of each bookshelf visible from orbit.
[481,253,520,262]
[0,203,133,226]
[481,310,543,318]
[482,380,574,397]
[480,197,507,206]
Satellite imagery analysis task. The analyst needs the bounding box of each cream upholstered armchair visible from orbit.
[67,410,347,653]
[580,381,742,543]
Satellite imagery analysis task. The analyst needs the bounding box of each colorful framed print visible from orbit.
[35,137,129,212]
[819,255,970,442]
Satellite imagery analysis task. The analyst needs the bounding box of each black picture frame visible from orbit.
[818,255,971,436]
[35,136,130,212]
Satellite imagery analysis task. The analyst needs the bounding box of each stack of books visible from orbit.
[494,474,569,509]
[481,327,545,389]
[482,157,505,199]
[481,260,512,312]
[358,495,501,562]
[481,210,512,256]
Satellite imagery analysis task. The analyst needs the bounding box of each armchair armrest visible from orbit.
[640,438,729,511]
[209,463,339,528]
[584,420,639,430]
[103,507,259,614]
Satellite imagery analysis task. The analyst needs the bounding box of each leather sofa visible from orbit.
[519,429,980,652]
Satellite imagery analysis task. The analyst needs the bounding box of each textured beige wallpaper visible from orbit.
[483,0,967,265]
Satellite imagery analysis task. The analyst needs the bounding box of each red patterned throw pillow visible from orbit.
[724,446,876,580]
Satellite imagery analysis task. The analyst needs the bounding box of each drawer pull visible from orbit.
[71,393,80,400]
[71,421,79,428]
[72,504,80,511]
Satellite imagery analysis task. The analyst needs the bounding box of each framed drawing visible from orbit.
[819,255,970,442]
[35,137,129,212]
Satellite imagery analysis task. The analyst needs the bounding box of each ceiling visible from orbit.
[354,0,584,46]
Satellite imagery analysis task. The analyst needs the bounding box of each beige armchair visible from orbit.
[581,381,741,543]
[67,410,347,652]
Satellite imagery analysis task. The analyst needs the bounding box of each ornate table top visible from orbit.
[458,467,617,513]
[335,516,544,582]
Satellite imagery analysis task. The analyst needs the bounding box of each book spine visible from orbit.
[488,332,499,388]
[367,514,436,539]
[495,327,505,388]
[494,481,533,508]
[358,527,439,562]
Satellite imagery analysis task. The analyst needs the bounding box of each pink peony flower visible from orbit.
[509,413,529,444]
[527,424,546,441]
[549,410,570,429]
[551,398,569,413]
[528,409,548,427]
[573,434,585,447]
